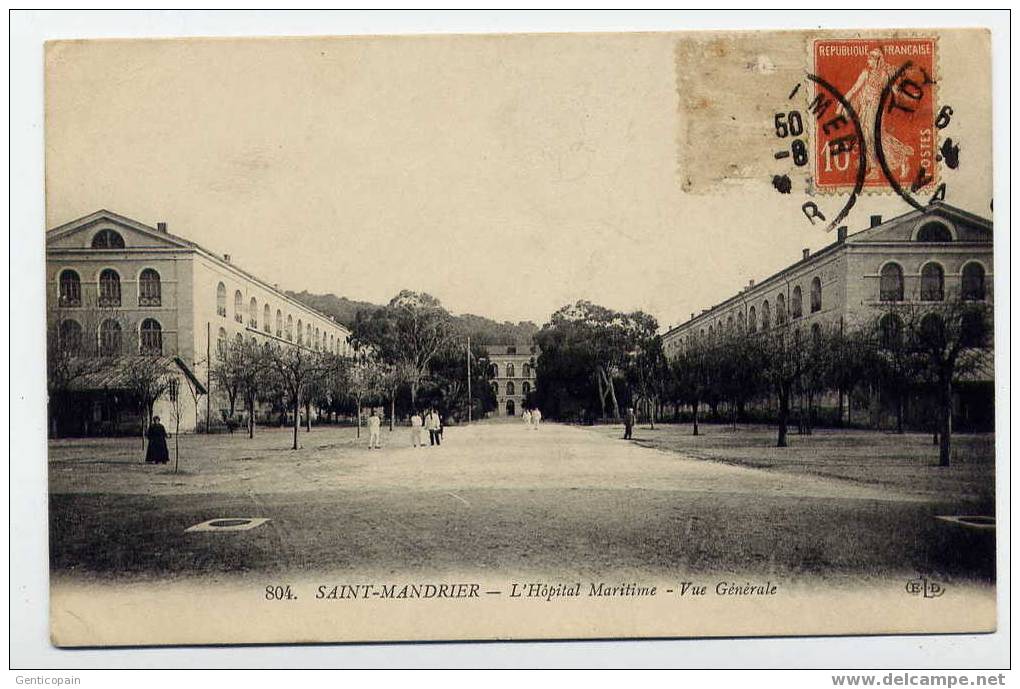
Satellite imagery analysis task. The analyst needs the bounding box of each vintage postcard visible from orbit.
[44,27,995,646]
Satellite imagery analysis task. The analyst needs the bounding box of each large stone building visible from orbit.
[46,209,352,435]
[486,344,539,417]
[661,202,993,428]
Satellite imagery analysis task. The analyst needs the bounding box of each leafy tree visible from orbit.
[534,301,657,420]
[352,290,455,408]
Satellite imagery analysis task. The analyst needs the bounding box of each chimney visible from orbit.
[223,254,231,263]
[837,226,848,242]
[749,279,755,288]
[690,312,695,321]
[870,214,883,227]
[802,248,810,260]
[156,221,167,233]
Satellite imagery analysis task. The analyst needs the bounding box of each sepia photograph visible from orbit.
[23,14,1004,655]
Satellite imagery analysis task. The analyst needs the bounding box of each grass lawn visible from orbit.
[584,422,995,505]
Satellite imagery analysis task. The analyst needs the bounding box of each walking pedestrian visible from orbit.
[410,410,423,448]
[425,407,442,446]
[531,407,542,430]
[522,408,532,427]
[145,416,170,464]
[623,406,636,440]
[367,408,382,449]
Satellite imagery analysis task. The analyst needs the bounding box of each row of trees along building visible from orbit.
[665,301,991,465]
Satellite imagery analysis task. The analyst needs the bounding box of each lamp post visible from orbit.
[466,336,472,424]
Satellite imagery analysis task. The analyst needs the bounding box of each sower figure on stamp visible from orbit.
[145,416,170,464]
[840,48,914,181]
[367,408,382,450]
[623,407,636,440]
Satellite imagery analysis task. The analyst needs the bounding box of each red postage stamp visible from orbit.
[812,37,937,193]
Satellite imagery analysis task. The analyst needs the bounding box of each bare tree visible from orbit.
[266,343,328,450]
[882,301,992,466]
[45,298,118,437]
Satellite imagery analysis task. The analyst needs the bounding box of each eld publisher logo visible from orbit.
[905,577,945,599]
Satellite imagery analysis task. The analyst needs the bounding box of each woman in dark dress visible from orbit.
[145,416,170,464]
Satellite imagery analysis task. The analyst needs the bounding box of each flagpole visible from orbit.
[466,336,472,424]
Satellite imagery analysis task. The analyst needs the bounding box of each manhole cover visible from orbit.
[935,515,996,530]
[186,518,270,532]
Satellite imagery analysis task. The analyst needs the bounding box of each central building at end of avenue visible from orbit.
[486,344,539,417]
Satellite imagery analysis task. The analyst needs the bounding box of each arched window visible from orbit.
[776,293,787,324]
[879,263,904,302]
[58,269,81,307]
[99,319,122,356]
[506,381,515,396]
[879,313,903,349]
[286,315,293,340]
[91,229,125,249]
[98,269,121,307]
[59,319,83,353]
[522,381,531,395]
[263,304,271,332]
[306,324,312,345]
[217,327,228,357]
[492,381,499,395]
[137,268,161,306]
[916,221,953,242]
[276,310,283,337]
[727,315,734,329]
[708,325,714,336]
[522,363,531,378]
[216,282,227,317]
[738,311,746,330]
[140,318,163,355]
[506,363,515,378]
[810,277,822,313]
[761,301,771,330]
[748,306,757,333]
[962,263,986,301]
[234,290,243,323]
[315,327,321,350]
[920,263,945,301]
[296,319,303,344]
[249,297,258,328]
[791,286,803,319]
[490,363,499,377]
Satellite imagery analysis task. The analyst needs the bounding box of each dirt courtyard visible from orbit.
[48,421,996,584]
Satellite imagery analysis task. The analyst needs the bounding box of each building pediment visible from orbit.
[847,202,992,245]
[46,210,196,251]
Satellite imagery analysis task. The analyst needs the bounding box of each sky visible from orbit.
[45,31,992,330]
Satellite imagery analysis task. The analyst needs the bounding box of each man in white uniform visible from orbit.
[531,407,542,430]
[410,411,423,448]
[367,408,382,449]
